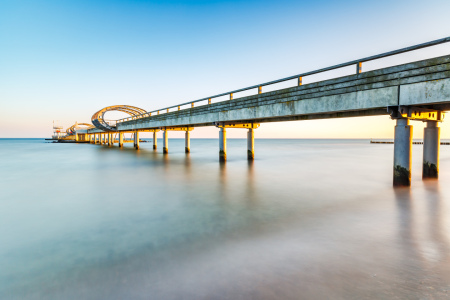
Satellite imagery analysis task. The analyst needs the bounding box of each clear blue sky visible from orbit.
[1,0,450,138]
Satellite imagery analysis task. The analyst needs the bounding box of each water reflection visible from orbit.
[424,182,450,264]
[394,184,450,295]
[246,160,257,207]
[394,188,426,289]
[2,139,450,299]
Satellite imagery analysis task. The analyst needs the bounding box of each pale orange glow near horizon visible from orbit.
[8,115,443,140]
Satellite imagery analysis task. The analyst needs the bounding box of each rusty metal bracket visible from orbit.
[214,122,260,129]
[388,106,445,122]
[160,126,194,131]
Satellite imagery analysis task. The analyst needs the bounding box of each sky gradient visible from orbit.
[1,0,450,138]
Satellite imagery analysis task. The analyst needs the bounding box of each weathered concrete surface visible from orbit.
[400,78,450,106]
[110,55,450,132]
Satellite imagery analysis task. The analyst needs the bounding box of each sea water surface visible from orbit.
[1,138,450,299]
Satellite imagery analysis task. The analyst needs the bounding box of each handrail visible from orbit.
[117,36,450,124]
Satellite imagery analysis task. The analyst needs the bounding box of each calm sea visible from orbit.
[1,138,449,299]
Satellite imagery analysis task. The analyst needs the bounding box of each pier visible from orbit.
[58,37,450,187]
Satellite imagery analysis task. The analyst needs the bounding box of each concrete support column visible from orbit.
[119,132,124,147]
[153,132,157,150]
[219,127,226,161]
[163,130,168,154]
[423,121,440,179]
[185,131,190,153]
[247,128,254,160]
[393,118,413,186]
[108,133,112,146]
[75,133,79,142]
[135,131,140,150]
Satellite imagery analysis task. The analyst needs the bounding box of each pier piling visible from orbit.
[219,127,226,161]
[134,131,140,149]
[423,121,440,179]
[119,132,123,147]
[163,130,168,154]
[185,131,190,153]
[393,118,412,186]
[247,128,254,160]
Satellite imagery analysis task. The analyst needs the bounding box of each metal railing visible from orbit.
[116,36,450,124]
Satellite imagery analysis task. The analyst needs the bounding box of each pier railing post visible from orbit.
[423,121,440,179]
[393,118,412,186]
[356,62,362,74]
[219,127,226,161]
[247,128,254,160]
[153,132,157,150]
[185,130,190,153]
[163,130,168,154]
